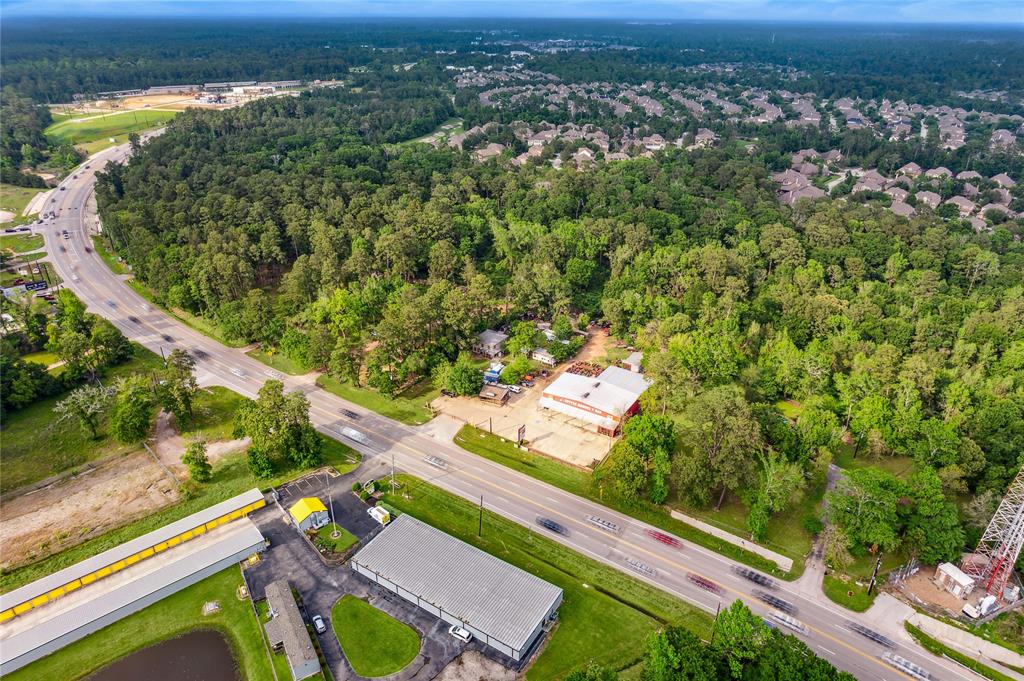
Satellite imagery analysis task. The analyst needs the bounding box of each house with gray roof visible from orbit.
[264,580,320,681]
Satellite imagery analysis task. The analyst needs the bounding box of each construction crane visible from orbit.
[963,467,1024,600]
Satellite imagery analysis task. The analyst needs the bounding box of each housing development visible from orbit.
[0,11,1022,681]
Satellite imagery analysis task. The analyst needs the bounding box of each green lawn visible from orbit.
[774,399,804,421]
[975,611,1024,656]
[455,425,792,579]
[44,110,178,148]
[822,574,876,612]
[247,347,310,376]
[332,595,421,677]
[834,444,915,478]
[0,184,45,216]
[0,344,166,493]
[1,435,360,593]
[905,622,1014,681]
[316,374,436,426]
[6,567,272,681]
[180,386,250,442]
[0,233,45,253]
[21,350,60,367]
[382,474,714,679]
[91,235,130,275]
[315,523,358,553]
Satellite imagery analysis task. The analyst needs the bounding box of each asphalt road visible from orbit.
[40,139,983,681]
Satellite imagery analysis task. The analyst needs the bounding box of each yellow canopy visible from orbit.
[289,497,327,523]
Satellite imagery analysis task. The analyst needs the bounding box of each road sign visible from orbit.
[25,281,48,292]
[517,424,526,444]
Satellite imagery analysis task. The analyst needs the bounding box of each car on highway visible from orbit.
[769,610,807,634]
[127,316,140,324]
[753,590,796,615]
[341,408,360,419]
[265,370,284,380]
[585,515,621,534]
[625,557,656,577]
[59,245,66,252]
[230,367,246,378]
[191,349,209,360]
[846,621,895,649]
[732,566,776,589]
[60,186,66,191]
[84,246,91,253]
[645,528,682,548]
[881,652,932,680]
[536,517,567,535]
[449,625,472,643]
[687,573,723,594]
[161,334,174,343]
[424,455,448,469]
[312,615,327,634]
[106,299,116,307]
[16,227,30,232]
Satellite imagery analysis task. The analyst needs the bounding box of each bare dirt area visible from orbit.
[434,651,517,681]
[153,410,249,471]
[894,565,970,616]
[0,452,178,570]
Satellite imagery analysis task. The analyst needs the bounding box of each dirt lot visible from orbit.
[431,332,619,468]
[0,452,178,570]
[897,565,970,615]
[434,651,516,681]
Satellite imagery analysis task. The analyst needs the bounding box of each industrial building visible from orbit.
[264,580,321,680]
[0,489,267,674]
[351,514,562,662]
[289,497,329,532]
[538,365,651,436]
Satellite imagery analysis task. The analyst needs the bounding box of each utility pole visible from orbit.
[709,602,722,644]
[329,490,338,538]
[390,451,396,491]
[478,495,484,537]
[867,553,883,596]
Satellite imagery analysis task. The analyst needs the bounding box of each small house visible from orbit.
[289,497,329,532]
[479,385,510,404]
[531,348,557,367]
[474,329,508,358]
[935,562,975,599]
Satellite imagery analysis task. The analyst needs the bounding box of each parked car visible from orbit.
[536,517,567,535]
[449,625,472,643]
[506,384,522,394]
[645,529,682,549]
[312,615,327,634]
[520,380,535,387]
[540,370,549,377]
[732,566,776,589]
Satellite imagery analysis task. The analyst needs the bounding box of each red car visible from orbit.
[687,573,722,594]
[645,529,682,549]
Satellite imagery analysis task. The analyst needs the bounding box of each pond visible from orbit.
[87,629,239,681]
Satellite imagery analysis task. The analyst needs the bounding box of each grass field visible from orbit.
[0,184,45,216]
[822,574,875,612]
[382,474,713,679]
[0,435,360,594]
[20,350,60,367]
[331,595,421,677]
[316,374,437,425]
[179,386,250,442]
[454,425,792,579]
[0,344,167,493]
[247,347,310,376]
[976,612,1024,656]
[44,110,177,151]
[0,233,44,253]
[316,523,359,553]
[6,567,272,681]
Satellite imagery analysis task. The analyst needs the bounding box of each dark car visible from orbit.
[687,573,723,594]
[645,529,682,549]
[846,621,895,649]
[732,566,776,590]
[753,590,796,615]
[84,246,91,253]
[59,245,67,252]
[520,380,534,387]
[191,349,209,360]
[536,517,567,535]
[127,316,140,324]
[162,334,174,343]
[341,408,360,419]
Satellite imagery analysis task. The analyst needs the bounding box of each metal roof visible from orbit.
[1,488,264,609]
[264,580,319,677]
[289,497,327,523]
[0,519,264,671]
[541,366,650,418]
[351,515,561,651]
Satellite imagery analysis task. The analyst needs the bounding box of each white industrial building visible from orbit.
[539,365,651,436]
[351,514,562,662]
[0,489,267,674]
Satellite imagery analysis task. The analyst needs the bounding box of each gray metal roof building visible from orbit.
[351,514,562,661]
[264,580,321,680]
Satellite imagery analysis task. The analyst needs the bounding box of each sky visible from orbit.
[2,0,1022,24]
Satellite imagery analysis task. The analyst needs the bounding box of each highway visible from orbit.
[40,138,982,681]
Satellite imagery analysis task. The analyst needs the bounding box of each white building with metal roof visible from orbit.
[539,365,651,436]
[351,514,562,662]
[0,489,267,674]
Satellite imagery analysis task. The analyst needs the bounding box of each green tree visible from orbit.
[905,467,964,564]
[500,355,532,385]
[826,468,905,552]
[712,600,771,678]
[160,348,198,426]
[641,626,717,681]
[54,383,114,439]
[235,380,321,471]
[109,376,154,443]
[182,439,213,482]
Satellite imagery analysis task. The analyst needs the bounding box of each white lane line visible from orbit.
[819,647,835,656]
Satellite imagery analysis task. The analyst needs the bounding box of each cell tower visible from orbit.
[963,467,1024,600]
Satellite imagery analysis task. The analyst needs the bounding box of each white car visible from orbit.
[449,625,472,643]
[424,455,448,469]
[312,615,327,634]
[230,368,246,378]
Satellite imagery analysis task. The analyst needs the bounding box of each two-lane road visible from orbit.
[40,140,982,681]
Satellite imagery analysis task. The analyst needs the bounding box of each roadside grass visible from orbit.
[331,594,421,677]
[44,110,178,148]
[454,425,793,579]
[0,184,45,216]
[90,236,130,275]
[0,344,166,493]
[316,374,435,426]
[21,350,60,367]
[905,622,1015,681]
[5,567,272,681]
[315,523,358,553]
[822,550,904,611]
[382,474,714,680]
[179,386,250,442]
[126,279,246,348]
[975,611,1024,656]
[822,574,875,612]
[247,347,310,376]
[0,233,45,253]
[0,436,360,593]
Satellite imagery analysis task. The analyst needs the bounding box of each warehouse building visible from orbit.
[289,497,329,532]
[0,489,267,674]
[351,514,562,663]
[538,365,651,436]
[264,580,321,680]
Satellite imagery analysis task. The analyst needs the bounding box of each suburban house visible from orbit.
[531,348,557,366]
[474,329,509,358]
[897,162,922,177]
[946,196,976,218]
[915,191,942,209]
[289,498,329,532]
[264,580,321,681]
[890,202,916,218]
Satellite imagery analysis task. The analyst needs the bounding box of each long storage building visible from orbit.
[351,514,562,662]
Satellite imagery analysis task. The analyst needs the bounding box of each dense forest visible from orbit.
[92,69,1024,571]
